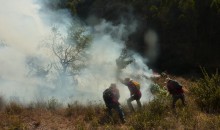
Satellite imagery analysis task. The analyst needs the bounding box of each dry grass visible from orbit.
[0,75,220,129]
[0,96,5,111]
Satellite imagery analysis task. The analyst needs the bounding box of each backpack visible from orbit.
[168,80,182,94]
[131,80,140,90]
[103,89,113,100]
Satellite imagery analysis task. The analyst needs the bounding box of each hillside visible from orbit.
[1,74,220,130]
[0,1,220,129]
[61,0,220,74]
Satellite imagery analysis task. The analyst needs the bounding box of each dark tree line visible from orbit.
[45,0,220,74]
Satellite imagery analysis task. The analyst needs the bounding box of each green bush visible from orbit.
[150,83,168,96]
[190,68,220,113]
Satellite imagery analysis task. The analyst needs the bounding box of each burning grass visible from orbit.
[0,75,220,129]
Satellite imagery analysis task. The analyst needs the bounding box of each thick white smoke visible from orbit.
[0,0,154,104]
[144,29,159,63]
[0,0,50,103]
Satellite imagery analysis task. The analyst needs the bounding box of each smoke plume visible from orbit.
[0,0,154,104]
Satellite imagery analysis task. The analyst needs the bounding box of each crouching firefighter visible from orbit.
[166,78,186,109]
[103,83,126,123]
[120,78,142,112]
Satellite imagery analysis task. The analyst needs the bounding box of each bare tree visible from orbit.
[45,26,92,76]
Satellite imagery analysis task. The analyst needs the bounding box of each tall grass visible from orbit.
[6,115,27,130]
[190,68,220,113]
[5,102,23,115]
[0,96,5,110]
[1,74,220,129]
[47,97,62,110]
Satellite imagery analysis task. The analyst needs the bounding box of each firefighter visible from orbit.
[120,78,142,112]
[103,83,125,123]
[166,78,186,109]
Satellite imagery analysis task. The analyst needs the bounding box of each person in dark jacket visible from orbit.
[103,83,125,123]
[166,78,186,108]
[120,78,142,112]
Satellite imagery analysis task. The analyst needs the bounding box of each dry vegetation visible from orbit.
[1,73,220,130]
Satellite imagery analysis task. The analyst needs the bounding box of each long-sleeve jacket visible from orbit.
[167,80,184,95]
[103,87,120,105]
[122,80,141,97]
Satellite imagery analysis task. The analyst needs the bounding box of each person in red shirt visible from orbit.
[120,78,142,112]
[166,78,186,108]
[103,83,125,123]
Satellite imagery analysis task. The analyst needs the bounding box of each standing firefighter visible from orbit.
[166,78,186,108]
[103,83,125,123]
[120,78,142,112]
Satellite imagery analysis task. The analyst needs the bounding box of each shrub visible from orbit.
[33,100,48,109]
[5,102,23,115]
[190,68,220,113]
[130,96,169,129]
[47,97,62,110]
[0,96,5,110]
[65,101,85,117]
[150,83,168,96]
[7,115,27,130]
[177,106,198,129]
